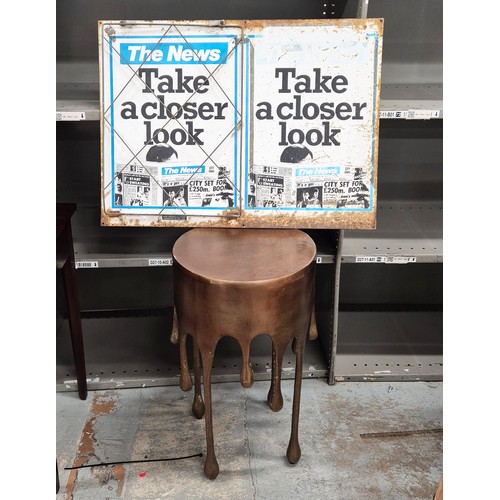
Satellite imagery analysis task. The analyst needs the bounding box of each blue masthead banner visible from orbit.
[120,42,229,65]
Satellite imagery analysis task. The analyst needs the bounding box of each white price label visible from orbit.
[148,258,172,266]
[355,256,387,263]
[379,110,408,119]
[386,256,417,264]
[56,111,86,121]
[356,256,417,264]
[76,260,99,269]
[407,109,439,120]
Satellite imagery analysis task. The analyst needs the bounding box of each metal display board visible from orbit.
[99,19,383,229]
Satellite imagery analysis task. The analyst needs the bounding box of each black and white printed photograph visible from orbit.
[163,185,188,207]
[296,186,323,208]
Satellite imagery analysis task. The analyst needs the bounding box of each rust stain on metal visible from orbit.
[103,209,122,219]
[101,209,376,230]
[237,210,376,230]
[101,209,128,226]
[102,18,383,29]
[233,18,380,31]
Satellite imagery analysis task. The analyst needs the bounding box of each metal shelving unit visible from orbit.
[56,311,329,393]
[379,84,443,119]
[342,201,443,264]
[56,82,443,122]
[336,199,443,382]
[334,352,443,382]
[56,83,100,121]
[333,310,443,381]
[69,206,338,268]
[56,0,443,390]
[70,201,442,268]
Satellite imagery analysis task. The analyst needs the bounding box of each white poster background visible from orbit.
[101,23,243,216]
[246,24,380,215]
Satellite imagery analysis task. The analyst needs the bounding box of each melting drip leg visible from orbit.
[239,339,254,388]
[170,307,179,344]
[192,337,205,419]
[286,338,304,464]
[267,339,286,412]
[201,350,219,479]
[179,331,193,392]
[308,305,318,340]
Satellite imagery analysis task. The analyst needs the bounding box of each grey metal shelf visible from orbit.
[56,83,100,121]
[70,202,442,267]
[71,205,338,268]
[71,205,188,268]
[56,83,443,122]
[56,312,328,392]
[380,84,443,119]
[334,310,443,381]
[342,201,442,263]
[75,250,335,268]
[334,354,443,381]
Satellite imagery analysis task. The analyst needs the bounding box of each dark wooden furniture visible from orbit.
[171,228,317,479]
[57,203,87,400]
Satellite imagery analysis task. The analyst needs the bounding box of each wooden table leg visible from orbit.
[62,258,87,401]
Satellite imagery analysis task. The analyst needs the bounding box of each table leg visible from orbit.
[286,338,304,464]
[201,349,219,479]
[239,338,254,388]
[62,259,87,401]
[267,338,287,412]
[192,338,205,419]
[170,307,179,344]
[179,331,193,391]
[308,304,318,340]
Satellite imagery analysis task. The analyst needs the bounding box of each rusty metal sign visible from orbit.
[99,19,383,228]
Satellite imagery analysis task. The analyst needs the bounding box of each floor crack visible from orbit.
[243,389,257,499]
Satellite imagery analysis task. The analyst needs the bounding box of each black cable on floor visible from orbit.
[64,452,203,470]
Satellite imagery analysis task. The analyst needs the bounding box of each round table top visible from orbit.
[173,228,316,282]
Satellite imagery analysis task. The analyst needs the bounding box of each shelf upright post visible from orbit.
[357,0,370,19]
[328,230,344,385]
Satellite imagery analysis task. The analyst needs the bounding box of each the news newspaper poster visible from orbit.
[99,20,383,228]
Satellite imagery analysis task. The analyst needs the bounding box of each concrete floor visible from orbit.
[56,379,442,499]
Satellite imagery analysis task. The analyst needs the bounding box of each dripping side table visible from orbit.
[170,228,317,479]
